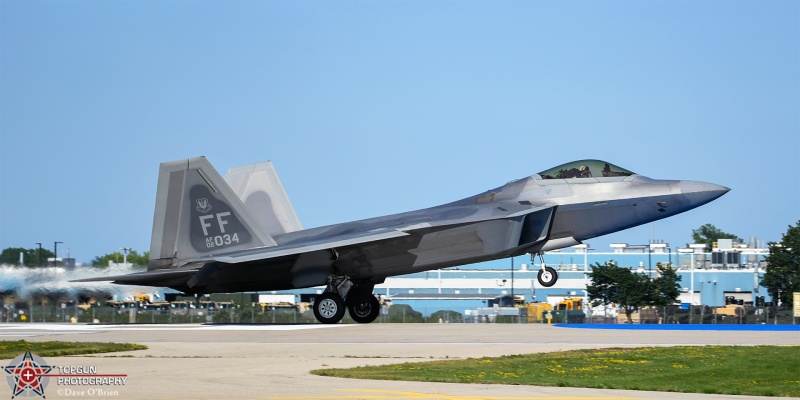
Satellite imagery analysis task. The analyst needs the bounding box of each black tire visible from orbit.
[313,292,346,324]
[537,266,558,287]
[348,293,381,324]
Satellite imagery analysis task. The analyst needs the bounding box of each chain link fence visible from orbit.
[4,303,798,325]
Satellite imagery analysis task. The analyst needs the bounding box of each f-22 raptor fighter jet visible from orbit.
[77,158,728,324]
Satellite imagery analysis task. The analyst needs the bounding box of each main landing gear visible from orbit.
[347,290,381,324]
[312,275,380,324]
[535,253,558,287]
[313,292,346,324]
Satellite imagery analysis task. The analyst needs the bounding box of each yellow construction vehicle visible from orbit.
[133,294,152,304]
[557,297,583,311]
[552,298,586,323]
[526,302,553,323]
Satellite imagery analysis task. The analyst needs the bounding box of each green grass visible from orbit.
[0,340,147,359]
[313,346,800,397]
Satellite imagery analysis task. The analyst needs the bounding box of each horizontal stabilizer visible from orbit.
[71,267,199,287]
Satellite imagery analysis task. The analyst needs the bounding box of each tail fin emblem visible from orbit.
[195,198,213,213]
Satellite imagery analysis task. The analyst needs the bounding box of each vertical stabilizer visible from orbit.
[149,157,277,271]
[225,161,303,235]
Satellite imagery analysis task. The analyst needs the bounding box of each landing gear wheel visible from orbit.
[537,266,558,287]
[313,292,346,324]
[348,294,381,324]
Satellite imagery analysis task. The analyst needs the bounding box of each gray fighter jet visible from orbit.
[76,157,728,324]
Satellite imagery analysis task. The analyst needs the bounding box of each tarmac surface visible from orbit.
[1,323,798,400]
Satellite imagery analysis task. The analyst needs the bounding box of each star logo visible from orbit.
[4,351,51,398]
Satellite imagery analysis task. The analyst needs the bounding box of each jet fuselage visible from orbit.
[202,173,727,293]
[76,158,728,324]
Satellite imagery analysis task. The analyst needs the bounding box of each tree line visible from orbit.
[0,247,148,269]
[587,221,799,311]
[0,222,797,305]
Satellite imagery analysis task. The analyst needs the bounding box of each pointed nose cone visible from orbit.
[679,180,730,208]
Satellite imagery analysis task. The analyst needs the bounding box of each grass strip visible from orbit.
[313,346,800,397]
[0,340,147,359]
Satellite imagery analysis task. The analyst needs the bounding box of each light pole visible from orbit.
[689,244,707,306]
[667,247,672,268]
[53,242,63,267]
[35,243,42,267]
[649,243,667,279]
[573,244,589,271]
[678,247,695,323]
[120,247,132,267]
[510,257,514,302]
[678,248,694,303]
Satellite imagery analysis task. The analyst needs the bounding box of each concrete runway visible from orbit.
[2,323,798,400]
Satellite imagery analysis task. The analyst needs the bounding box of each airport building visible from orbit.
[283,239,773,318]
[0,239,776,323]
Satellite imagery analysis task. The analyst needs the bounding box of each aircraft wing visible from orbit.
[72,204,555,289]
[190,227,412,264]
[71,228,410,285]
[188,202,555,265]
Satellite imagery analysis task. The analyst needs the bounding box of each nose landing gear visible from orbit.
[535,253,558,287]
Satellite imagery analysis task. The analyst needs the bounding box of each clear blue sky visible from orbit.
[1,1,798,264]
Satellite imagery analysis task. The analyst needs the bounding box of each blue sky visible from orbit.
[1,1,798,263]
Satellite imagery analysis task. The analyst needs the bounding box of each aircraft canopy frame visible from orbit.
[537,160,634,180]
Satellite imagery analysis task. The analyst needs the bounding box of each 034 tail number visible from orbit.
[199,212,240,248]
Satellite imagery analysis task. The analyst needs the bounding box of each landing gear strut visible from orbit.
[535,253,558,287]
[313,274,350,324]
[312,274,380,324]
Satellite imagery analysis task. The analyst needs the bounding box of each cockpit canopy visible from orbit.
[537,160,634,180]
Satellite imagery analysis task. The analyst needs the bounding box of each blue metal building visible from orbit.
[278,240,772,318]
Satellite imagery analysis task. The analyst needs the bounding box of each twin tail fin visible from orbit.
[148,157,299,271]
